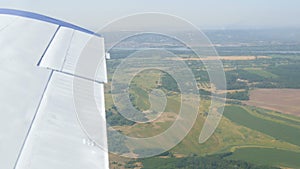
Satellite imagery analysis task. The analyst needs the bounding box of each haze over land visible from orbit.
[1,1,300,30]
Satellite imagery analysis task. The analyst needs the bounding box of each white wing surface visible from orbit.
[0,9,109,169]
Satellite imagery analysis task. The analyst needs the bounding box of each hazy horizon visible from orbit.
[0,0,300,31]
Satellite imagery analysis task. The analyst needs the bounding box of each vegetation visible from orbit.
[252,108,300,127]
[107,130,130,154]
[225,70,249,90]
[129,85,150,111]
[245,69,278,78]
[135,153,279,169]
[223,106,300,146]
[106,110,136,126]
[160,73,180,93]
[226,90,249,100]
[268,63,300,88]
[105,32,300,168]
[227,148,300,168]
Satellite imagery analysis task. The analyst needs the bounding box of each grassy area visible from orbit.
[105,56,300,168]
[129,85,150,111]
[128,69,162,111]
[250,107,300,128]
[227,147,300,168]
[108,100,300,157]
[244,68,278,78]
[223,106,300,146]
[131,69,162,90]
[125,105,300,168]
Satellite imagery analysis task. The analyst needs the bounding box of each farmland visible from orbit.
[245,89,300,116]
[176,55,271,61]
[226,148,300,168]
[105,31,300,169]
[223,106,300,146]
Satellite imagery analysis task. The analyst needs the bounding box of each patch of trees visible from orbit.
[132,153,279,169]
[226,72,248,90]
[133,148,165,158]
[236,69,265,82]
[222,64,300,89]
[106,106,136,126]
[192,69,210,83]
[226,91,249,100]
[253,82,277,88]
[107,130,130,154]
[225,100,242,105]
[109,49,137,59]
[161,73,180,92]
[268,64,300,88]
[199,89,211,96]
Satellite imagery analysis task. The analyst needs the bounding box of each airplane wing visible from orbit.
[0,9,109,169]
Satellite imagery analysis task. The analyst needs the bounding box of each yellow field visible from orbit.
[176,56,271,61]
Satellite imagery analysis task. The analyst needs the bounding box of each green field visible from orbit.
[252,107,300,127]
[223,106,300,147]
[227,147,300,168]
[129,85,150,111]
[245,68,278,78]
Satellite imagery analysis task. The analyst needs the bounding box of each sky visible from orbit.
[0,0,300,31]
